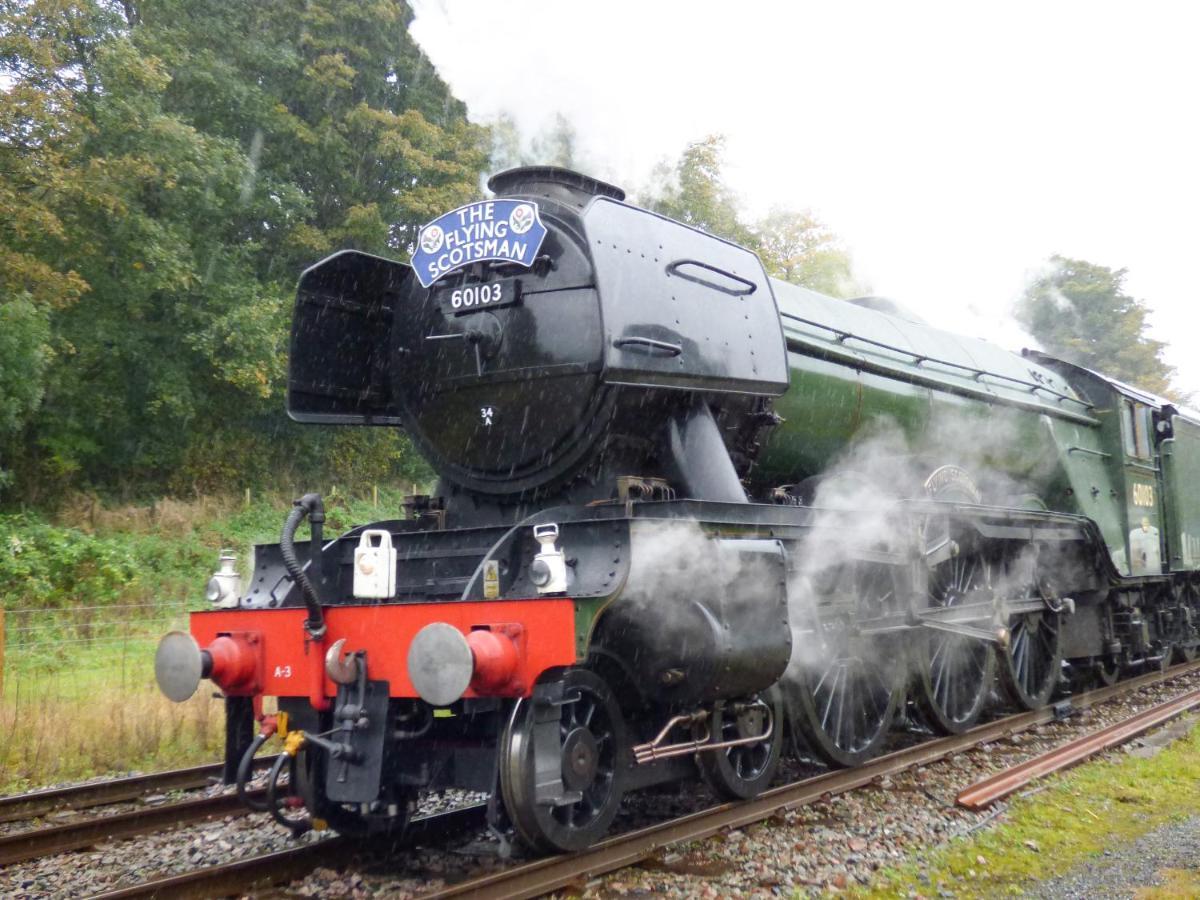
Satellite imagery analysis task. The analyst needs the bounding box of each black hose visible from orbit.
[281,493,325,639]
[266,752,312,835]
[236,733,270,812]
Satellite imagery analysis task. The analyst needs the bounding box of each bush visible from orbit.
[0,515,139,611]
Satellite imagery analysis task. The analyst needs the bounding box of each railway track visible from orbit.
[421,660,1200,900]
[0,757,276,825]
[0,757,282,867]
[15,658,1191,900]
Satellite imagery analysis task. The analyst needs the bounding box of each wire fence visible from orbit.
[0,601,195,700]
[0,601,224,788]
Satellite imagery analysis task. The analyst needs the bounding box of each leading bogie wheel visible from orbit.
[499,668,627,853]
[695,688,785,801]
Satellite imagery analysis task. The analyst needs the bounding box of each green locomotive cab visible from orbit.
[1027,353,1200,580]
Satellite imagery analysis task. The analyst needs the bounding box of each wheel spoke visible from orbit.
[813,661,835,700]
[933,643,948,707]
[843,665,858,750]
[502,673,626,853]
[871,657,891,697]
[831,666,846,742]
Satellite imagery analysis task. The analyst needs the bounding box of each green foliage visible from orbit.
[0,0,105,480]
[0,514,140,611]
[643,135,861,297]
[645,135,758,249]
[756,207,861,298]
[322,428,433,491]
[0,0,486,503]
[490,112,524,171]
[168,422,433,497]
[138,0,488,258]
[0,484,427,629]
[0,297,50,442]
[1018,256,1179,398]
[33,33,284,489]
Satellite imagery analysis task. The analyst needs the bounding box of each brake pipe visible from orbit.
[266,731,313,835]
[235,717,278,812]
[280,493,327,641]
[278,493,332,712]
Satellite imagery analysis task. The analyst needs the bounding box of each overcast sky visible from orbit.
[410,1,1200,394]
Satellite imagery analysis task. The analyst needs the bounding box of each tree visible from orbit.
[132,0,487,494]
[756,207,860,298]
[15,26,284,491]
[644,135,861,296]
[134,0,488,263]
[0,0,486,499]
[528,112,581,170]
[490,112,524,172]
[0,0,119,486]
[1017,256,1178,397]
[644,135,757,248]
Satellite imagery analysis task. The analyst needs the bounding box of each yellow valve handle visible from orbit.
[283,729,307,757]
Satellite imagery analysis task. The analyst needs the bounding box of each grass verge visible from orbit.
[859,722,1200,898]
[0,674,223,794]
[0,488,418,791]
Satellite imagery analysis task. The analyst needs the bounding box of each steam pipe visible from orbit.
[281,493,326,640]
[665,400,747,503]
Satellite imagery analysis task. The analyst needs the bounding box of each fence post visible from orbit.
[0,607,5,698]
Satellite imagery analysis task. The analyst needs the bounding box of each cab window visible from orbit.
[1121,399,1152,459]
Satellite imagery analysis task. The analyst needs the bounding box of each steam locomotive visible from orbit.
[155,167,1200,852]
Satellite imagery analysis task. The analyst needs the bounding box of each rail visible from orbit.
[956,685,1200,809]
[89,805,487,900]
[0,757,277,825]
[0,790,269,867]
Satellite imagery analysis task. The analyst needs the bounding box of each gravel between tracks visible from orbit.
[0,670,1197,899]
[0,780,486,898]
